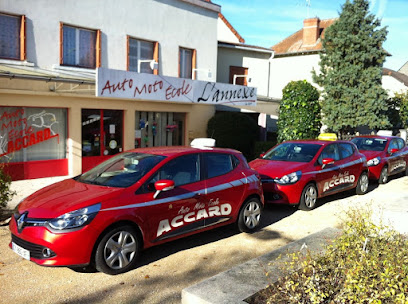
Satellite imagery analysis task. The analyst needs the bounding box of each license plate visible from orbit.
[12,242,30,260]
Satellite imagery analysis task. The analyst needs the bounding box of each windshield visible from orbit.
[77,152,166,187]
[351,137,387,151]
[263,143,321,163]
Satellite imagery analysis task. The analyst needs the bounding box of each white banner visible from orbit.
[96,68,257,106]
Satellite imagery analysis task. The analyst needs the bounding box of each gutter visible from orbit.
[0,72,95,85]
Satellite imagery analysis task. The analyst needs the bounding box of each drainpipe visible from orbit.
[267,50,275,98]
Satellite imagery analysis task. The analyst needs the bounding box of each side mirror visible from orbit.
[153,179,175,199]
[390,148,399,154]
[260,153,265,158]
[322,158,334,169]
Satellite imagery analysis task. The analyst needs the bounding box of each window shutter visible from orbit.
[192,49,197,79]
[153,41,159,75]
[20,15,26,61]
[96,29,101,68]
[59,22,63,65]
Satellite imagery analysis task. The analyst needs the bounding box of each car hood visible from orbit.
[249,159,310,179]
[18,178,125,218]
[358,150,383,160]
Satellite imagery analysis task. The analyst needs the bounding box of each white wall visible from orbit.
[382,76,408,97]
[1,0,219,81]
[217,17,240,44]
[217,47,271,96]
[269,54,321,99]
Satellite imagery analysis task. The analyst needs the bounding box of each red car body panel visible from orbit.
[351,135,408,180]
[9,146,263,267]
[249,140,368,205]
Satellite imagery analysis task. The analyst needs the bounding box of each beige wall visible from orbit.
[0,80,215,177]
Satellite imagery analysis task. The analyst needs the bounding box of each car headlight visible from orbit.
[47,203,101,231]
[274,171,302,185]
[367,157,381,167]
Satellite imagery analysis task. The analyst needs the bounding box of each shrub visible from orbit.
[207,112,258,160]
[0,164,15,210]
[277,80,321,143]
[251,208,408,303]
[396,91,408,128]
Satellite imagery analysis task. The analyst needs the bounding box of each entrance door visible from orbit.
[81,109,123,172]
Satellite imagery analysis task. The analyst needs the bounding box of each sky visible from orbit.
[213,0,408,71]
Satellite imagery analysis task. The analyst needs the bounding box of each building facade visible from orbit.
[0,0,259,180]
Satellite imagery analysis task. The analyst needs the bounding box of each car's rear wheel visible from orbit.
[356,172,369,195]
[237,198,262,233]
[299,183,317,211]
[379,166,388,184]
[95,225,140,275]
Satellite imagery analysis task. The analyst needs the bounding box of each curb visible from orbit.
[182,227,341,304]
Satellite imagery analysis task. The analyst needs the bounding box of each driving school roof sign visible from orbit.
[96,68,257,106]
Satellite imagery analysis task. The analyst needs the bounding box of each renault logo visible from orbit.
[17,212,27,231]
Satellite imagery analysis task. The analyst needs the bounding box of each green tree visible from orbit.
[313,0,389,136]
[207,112,258,160]
[277,80,321,143]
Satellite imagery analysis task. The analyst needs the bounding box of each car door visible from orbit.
[337,142,362,189]
[136,153,206,243]
[202,152,247,228]
[315,143,342,196]
[387,138,406,175]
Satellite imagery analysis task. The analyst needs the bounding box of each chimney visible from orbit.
[303,18,320,46]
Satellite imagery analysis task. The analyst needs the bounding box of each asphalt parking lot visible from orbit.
[1,176,407,304]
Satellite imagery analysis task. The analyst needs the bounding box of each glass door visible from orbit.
[81,109,123,172]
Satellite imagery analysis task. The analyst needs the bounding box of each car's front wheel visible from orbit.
[95,225,141,275]
[379,166,388,184]
[356,172,369,195]
[237,198,262,233]
[299,183,317,211]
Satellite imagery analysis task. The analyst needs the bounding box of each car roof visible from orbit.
[352,135,394,140]
[126,146,240,157]
[282,139,350,146]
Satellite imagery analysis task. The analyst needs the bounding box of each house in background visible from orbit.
[269,17,407,99]
[216,12,280,136]
[269,17,336,99]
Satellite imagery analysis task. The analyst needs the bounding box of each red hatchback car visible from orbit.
[9,146,263,275]
[249,140,369,211]
[351,135,408,184]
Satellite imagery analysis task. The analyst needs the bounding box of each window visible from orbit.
[397,138,405,150]
[388,139,399,153]
[0,107,67,162]
[60,23,101,68]
[78,152,165,188]
[128,37,158,74]
[0,13,25,60]
[229,66,248,85]
[339,143,354,159]
[205,153,234,179]
[179,47,196,79]
[318,144,340,165]
[144,154,200,190]
[135,111,185,148]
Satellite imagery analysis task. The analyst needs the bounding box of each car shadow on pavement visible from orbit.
[313,181,379,210]
[136,204,296,268]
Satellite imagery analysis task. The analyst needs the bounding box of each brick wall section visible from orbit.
[303,18,320,46]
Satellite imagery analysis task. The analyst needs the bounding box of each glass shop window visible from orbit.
[0,107,67,163]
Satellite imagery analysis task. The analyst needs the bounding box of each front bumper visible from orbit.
[9,215,99,266]
[261,180,303,205]
[367,164,383,180]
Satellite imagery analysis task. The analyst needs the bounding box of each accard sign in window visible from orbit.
[96,68,257,106]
